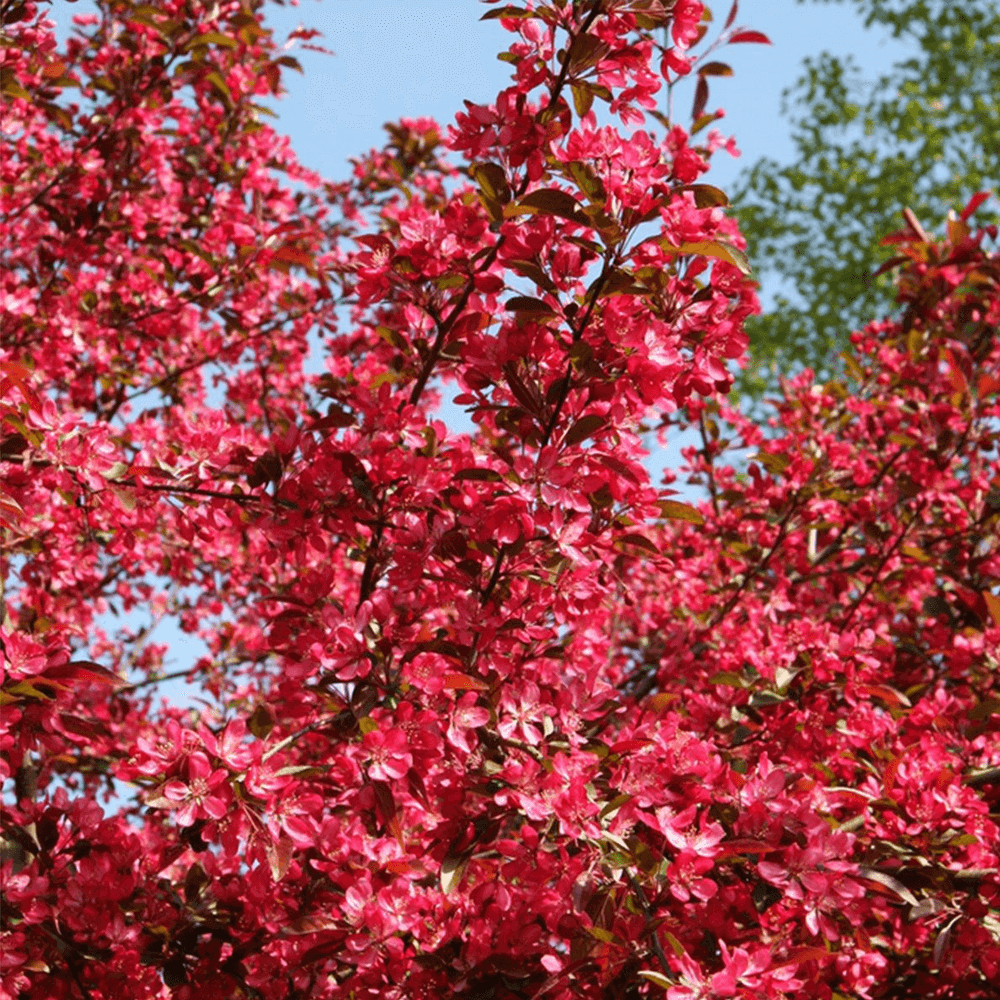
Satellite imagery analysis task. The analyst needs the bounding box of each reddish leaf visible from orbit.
[616,532,659,555]
[692,75,709,120]
[960,190,992,221]
[698,61,733,77]
[857,684,912,708]
[442,672,489,691]
[272,245,314,268]
[857,868,920,906]
[563,414,606,447]
[480,4,531,19]
[729,30,772,43]
[372,781,404,848]
[265,834,295,882]
[505,295,556,315]
[984,591,1000,628]
[675,183,730,208]
[772,947,831,968]
[44,661,123,688]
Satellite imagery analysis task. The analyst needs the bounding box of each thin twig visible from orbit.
[698,411,720,518]
[261,716,340,764]
[539,263,610,449]
[625,869,674,980]
[705,499,801,630]
[840,501,926,628]
[480,548,506,606]
[121,668,196,691]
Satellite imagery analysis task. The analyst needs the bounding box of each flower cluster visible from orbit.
[2,1,998,998]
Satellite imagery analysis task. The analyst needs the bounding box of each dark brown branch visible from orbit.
[480,548,506,606]
[840,501,926,627]
[625,869,674,981]
[705,499,802,631]
[539,263,610,449]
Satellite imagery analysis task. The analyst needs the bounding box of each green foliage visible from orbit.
[734,0,1000,396]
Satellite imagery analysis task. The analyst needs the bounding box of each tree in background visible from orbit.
[734,0,1000,395]
[2,1,999,998]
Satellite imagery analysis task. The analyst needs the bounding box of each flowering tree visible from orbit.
[2,1,998,999]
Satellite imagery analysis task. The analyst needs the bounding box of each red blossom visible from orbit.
[159,752,231,826]
[362,727,412,782]
[2,0,998,997]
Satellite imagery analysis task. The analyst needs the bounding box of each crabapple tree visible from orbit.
[1,1,998,999]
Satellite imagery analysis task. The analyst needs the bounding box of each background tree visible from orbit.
[733,0,1000,395]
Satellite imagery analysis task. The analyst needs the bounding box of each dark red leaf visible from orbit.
[692,76,709,121]
[729,30,772,44]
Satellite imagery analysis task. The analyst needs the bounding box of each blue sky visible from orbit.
[49,0,911,196]
[259,0,909,195]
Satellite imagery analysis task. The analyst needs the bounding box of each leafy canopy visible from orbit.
[734,0,1000,395]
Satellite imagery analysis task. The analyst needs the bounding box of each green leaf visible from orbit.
[0,69,31,100]
[265,834,295,881]
[183,31,238,51]
[638,970,674,989]
[248,704,274,739]
[570,82,593,117]
[598,792,633,819]
[698,61,733,77]
[658,499,704,525]
[204,71,233,109]
[662,931,686,958]
[751,451,791,475]
[375,325,407,350]
[565,33,607,73]
[454,467,503,482]
[733,2,999,397]
[507,259,558,294]
[675,183,729,208]
[111,486,137,512]
[709,671,746,687]
[470,162,511,204]
[568,161,607,204]
[616,532,659,555]
[660,239,751,275]
[481,4,531,19]
[101,461,130,480]
[586,927,619,944]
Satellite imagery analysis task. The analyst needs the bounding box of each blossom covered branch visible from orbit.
[2,1,998,999]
